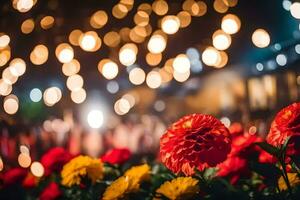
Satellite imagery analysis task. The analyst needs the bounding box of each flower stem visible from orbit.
[279,153,292,196]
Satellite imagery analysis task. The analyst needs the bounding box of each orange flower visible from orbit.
[160,114,231,176]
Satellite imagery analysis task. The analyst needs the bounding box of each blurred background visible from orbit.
[0,0,300,169]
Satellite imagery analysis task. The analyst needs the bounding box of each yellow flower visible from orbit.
[154,177,199,200]
[278,173,300,191]
[102,164,151,200]
[61,155,103,187]
[124,164,151,190]
[102,176,131,200]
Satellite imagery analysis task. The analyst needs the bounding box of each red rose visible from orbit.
[267,103,300,155]
[2,168,27,186]
[39,182,61,200]
[41,147,72,176]
[160,114,231,176]
[217,156,249,184]
[22,172,38,188]
[101,148,131,165]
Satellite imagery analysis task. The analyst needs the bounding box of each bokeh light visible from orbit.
[9,58,26,76]
[0,46,11,67]
[30,161,44,177]
[276,54,287,66]
[252,29,270,48]
[112,3,129,19]
[2,67,18,85]
[146,52,162,66]
[40,16,55,29]
[129,67,146,85]
[0,157,3,171]
[43,87,62,106]
[104,31,121,47]
[173,70,190,82]
[90,10,108,29]
[173,54,191,73]
[87,110,104,129]
[152,0,168,16]
[18,153,31,168]
[147,33,167,54]
[295,44,300,54]
[79,31,101,52]
[212,30,232,50]
[119,43,137,66]
[30,44,49,65]
[146,70,162,89]
[202,46,221,66]
[69,29,83,46]
[221,14,241,34]
[214,51,228,68]
[71,88,86,104]
[161,15,180,35]
[134,11,149,26]
[0,79,12,96]
[154,100,166,112]
[30,88,42,102]
[0,34,10,48]
[290,2,300,19]
[62,59,81,76]
[66,74,84,91]
[21,18,35,34]
[55,43,74,63]
[3,94,19,115]
[98,59,119,80]
[106,81,119,94]
[14,0,35,13]
[177,11,191,28]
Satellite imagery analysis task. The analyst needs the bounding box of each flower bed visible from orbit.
[1,103,300,199]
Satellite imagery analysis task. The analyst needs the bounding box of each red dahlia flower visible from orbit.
[231,133,263,158]
[41,147,72,176]
[160,114,231,176]
[217,133,262,183]
[101,148,131,165]
[39,182,62,200]
[2,168,27,186]
[267,103,300,155]
[217,156,249,184]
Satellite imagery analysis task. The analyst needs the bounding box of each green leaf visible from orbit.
[255,142,280,157]
[250,161,281,179]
